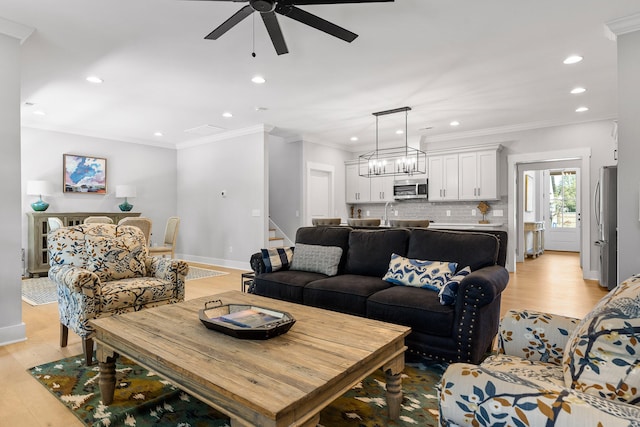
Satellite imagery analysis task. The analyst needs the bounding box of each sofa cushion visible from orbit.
[261,247,294,272]
[382,253,457,290]
[84,233,147,282]
[407,229,499,271]
[562,275,640,404]
[253,270,327,303]
[100,277,176,312]
[295,226,352,274]
[345,229,410,277]
[438,266,472,305]
[367,286,455,337]
[290,243,342,276]
[304,275,392,317]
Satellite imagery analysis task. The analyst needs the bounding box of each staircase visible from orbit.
[268,228,285,248]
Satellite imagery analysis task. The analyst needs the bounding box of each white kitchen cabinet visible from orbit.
[345,163,371,203]
[427,154,459,201]
[458,150,498,200]
[369,175,395,202]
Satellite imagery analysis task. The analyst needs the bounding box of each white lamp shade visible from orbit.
[27,180,53,196]
[116,185,136,198]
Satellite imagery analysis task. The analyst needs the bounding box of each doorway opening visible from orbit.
[507,148,591,278]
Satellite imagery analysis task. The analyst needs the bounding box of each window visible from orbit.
[549,170,577,228]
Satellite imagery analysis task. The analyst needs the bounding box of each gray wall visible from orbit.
[617,28,640,281]
[268,137,302,243]
[176,127,268,269]
[0,30,26,345]
[20,127,178,259]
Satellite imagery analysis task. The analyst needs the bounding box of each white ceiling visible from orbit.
[2,0,639,151]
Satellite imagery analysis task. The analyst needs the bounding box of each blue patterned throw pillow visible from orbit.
[261,247,294,273]
[438,266,472,305]
[382,253,458,291]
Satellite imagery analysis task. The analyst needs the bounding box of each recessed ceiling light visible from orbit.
[33,110,46,116]
[450,121,460,127]
[222,112,233,118]
[251,75,266,84]
[154,132,163,137]
[350,136,358,141]
[395,129,404,135]
[575,106,589,113]
[570,87,586,94]
[563,55,583,65]
[86,76,103,84]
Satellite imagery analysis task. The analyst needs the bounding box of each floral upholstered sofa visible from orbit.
[439,274,640,426]
[48,223,189,365]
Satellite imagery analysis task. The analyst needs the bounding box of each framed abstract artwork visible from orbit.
[63,154,107,193]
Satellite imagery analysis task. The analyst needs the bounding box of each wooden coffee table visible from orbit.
[90,291,410,427]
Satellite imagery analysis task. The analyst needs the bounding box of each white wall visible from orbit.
[617,28,640,281]
[422,119,617,276]
[268,137,302,243]
[301,140,352,224]
[0,31,26,345]
[21,128,178,255]
[176,127,268,269]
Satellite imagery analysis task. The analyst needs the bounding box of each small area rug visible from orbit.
[30,353,444,426]
[21,267,228,306]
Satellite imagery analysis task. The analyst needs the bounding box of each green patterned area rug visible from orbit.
[29,354,445,426]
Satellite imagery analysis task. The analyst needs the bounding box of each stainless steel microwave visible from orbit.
[393,179,428,200]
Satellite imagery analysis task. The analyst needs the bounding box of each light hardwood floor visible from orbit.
[0,253,608,427]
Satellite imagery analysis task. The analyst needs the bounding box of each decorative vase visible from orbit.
[118,198,133,212]
[31,197,49,212]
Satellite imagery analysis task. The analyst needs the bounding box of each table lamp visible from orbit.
[27,180,52,211]
[116,185,136,212]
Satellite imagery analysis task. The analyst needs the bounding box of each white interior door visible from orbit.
[306,163,334,225]
[544,169,581,251]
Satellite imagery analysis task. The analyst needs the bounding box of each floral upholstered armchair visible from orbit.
[439,274,640,426]
[48,223,189,365]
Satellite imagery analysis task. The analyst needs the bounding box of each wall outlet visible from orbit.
[394,210,398,216]
[446,210,451,216]
[251,209,260,217]
[366,210,370,216]
[295,210,299,217]
[472,209,477,216]
[493,209,504,217]
[229,246,233,253]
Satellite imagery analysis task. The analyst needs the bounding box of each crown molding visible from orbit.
[175,124,275,150]
[0,17,34,44]
[420,116,616,143]
[606,12,640,39]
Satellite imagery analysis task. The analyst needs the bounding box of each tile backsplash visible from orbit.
[348,197,508,225]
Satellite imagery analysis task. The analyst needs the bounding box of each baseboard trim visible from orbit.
[0,322,26,347]
[180,254,250,272]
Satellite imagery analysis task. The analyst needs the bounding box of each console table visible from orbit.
[26,211,140,277]
[524,221,545,258]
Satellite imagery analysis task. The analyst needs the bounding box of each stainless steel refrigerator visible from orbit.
[595,165,617,290]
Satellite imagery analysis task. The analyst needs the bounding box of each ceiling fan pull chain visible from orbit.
[251,13,256,58]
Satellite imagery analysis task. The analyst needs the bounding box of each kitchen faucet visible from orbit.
[384,201,395,225]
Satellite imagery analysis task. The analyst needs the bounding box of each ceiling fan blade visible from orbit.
[261,11,289,55]
[204,4,254,39]
[276,4,357,42]
[288,0,393,4]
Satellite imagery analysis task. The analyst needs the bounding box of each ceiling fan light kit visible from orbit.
[193,0,394,55]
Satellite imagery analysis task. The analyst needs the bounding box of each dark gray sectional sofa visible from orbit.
[250,226,509,364]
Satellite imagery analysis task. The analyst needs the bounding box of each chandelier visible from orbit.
[358,106,426,178]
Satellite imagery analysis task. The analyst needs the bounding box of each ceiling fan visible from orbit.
[191,0,394,55]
